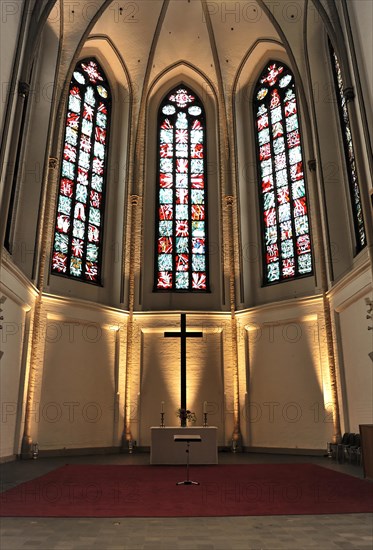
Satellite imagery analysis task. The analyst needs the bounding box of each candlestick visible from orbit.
[161,401,164,413]
[160,412,165,427]
[203,400,207,414]
[203,412,208,427]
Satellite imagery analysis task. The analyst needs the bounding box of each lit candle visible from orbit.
[161,401,164,413]
[203,401,207,414]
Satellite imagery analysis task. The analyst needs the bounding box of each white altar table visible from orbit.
[150,426,218,464]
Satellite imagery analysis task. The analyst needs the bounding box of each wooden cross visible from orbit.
[164,313,203,412]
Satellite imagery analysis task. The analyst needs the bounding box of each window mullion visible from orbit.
[268,98,282,283]
[280,88,297,280]
[187,111,192,291]
[172,115,176,290]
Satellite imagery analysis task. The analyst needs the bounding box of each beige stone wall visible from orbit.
[0,260,36,459]
[136,314,226,446]
[330,263,373,433]
[238,297,334,450]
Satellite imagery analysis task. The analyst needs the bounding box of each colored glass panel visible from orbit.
[155,86,208,291]
[254,62,313,284]
[329,43,366,251]
[51,59,111,283]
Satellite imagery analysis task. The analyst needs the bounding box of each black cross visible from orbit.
[164,313,203,412]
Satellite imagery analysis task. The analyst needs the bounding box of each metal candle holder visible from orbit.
[160,412,165,427]
[203,412,208,427]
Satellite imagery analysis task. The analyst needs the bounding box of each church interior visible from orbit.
[1,0,372,547]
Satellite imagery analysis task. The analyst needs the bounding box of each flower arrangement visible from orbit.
[176,408,197,425]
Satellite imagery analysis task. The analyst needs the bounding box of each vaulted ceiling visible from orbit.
[43,0,333,103]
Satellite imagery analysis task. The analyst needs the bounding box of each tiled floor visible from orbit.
[1,452,372,549]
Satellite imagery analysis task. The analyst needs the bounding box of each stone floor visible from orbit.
[1,452,372,549]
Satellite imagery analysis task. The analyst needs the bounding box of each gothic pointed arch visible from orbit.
[155,84,209,292]
[254,61,313,285]
[51,58,111,284]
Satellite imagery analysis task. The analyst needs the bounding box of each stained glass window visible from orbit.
[51,59,111,283]
[254,62,313,284]
[329,43,366,252]
[155,86,209,291]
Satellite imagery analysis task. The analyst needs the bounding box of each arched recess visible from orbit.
[305,5,370,279]
[47,37,132,307]
[234,41,317,308]
[141,63,223,312]
[5,12,62,278]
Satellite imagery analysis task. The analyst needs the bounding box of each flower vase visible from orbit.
[180,418,187,427]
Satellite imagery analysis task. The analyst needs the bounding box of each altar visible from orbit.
[150,426,218,464]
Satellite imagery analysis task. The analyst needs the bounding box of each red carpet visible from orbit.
[1,464,372,517]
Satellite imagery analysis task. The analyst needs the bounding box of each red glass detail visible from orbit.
[60,179,74,197]
[264,208,277,227]
[257,114,269,131]
[191,144,203,158]
[293,197,307,217]
[95,127,106,144]
[83,103,94,121]
[159,205,173,220]
[67,112,79,129]
[262,176,273,193]
[161,119,173,130]
[277,188,289,205]
[192,120,202,130]
[191,175,204,188]
[77,167,89,185]
[176,129,188,144]
[169,90,194,108]
[191,205,205,220]
[266,243,279,263]
[176,254,189,271]
[81,61,104,83]
[75,203,85,221]
[297,235,311,254]
[88,224,100,243]
[56,214,70,233]
[80,135,91,153]
[192,272,207,290]
[285,101,297,117]
[270,89,281,109]
[290,162,303,181]
[176,159,188,173]
[176,189,188,204]
[158,237,173,254]
[282,258,295,277]
[259,143,271,161]
[72,238,84,257]
[160,173,173,188]
[64,143,77,162]
[70,86,81,97]
[175,221,189,236]
[261,64,284,86]
[52,252,67,272]
[85,261,98,281]
[157,272,172,289]
[287,130,300,148]
[92,158,104,175]
[160,143,173,157]
[192,238,205,254]
[90,191,101,208]
[272,122,283,138]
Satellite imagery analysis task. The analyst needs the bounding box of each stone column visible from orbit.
[225,195,242,449]
[307,160,341,443]
[122,194,142,450]
[21,156,59,458]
